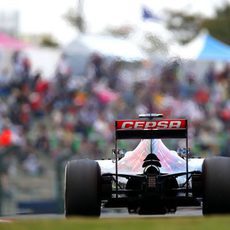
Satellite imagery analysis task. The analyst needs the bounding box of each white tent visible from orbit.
[24,46,61,79]
[63,34,147,76]
[64,34,146,61]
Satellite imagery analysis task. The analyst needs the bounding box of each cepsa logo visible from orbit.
[116,120,186,130]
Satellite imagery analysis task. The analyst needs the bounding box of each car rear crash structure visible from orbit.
[64,114,230,217]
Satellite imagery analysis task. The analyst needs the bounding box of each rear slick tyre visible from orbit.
[65,159,101,217]
[202,157,230,215]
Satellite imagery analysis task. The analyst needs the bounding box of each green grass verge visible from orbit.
[1,216,230,230]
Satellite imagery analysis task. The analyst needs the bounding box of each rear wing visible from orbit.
[114,117,189,198]
[115,119,187,140]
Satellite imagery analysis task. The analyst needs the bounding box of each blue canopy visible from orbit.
[198,35,230,61]
[178,32,230,62]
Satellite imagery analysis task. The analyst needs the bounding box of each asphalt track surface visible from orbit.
[102,207,202,218]
[0,207,202,221]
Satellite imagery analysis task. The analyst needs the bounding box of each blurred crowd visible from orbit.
[0,51,230,161]
[52,54,229,158]
[0,49,229,213]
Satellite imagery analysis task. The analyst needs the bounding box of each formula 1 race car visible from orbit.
[64,114,230,217]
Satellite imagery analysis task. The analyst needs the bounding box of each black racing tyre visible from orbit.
[65,159,101,217]
[202,157,230,215]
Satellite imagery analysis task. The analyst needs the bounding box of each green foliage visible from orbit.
[165,10,204,44]
[141,32,168,55]
[40,34,59,48]
[165,4,230,45]
[63,8,85,33]
[104,25,134,38]
[201,4,230,45]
